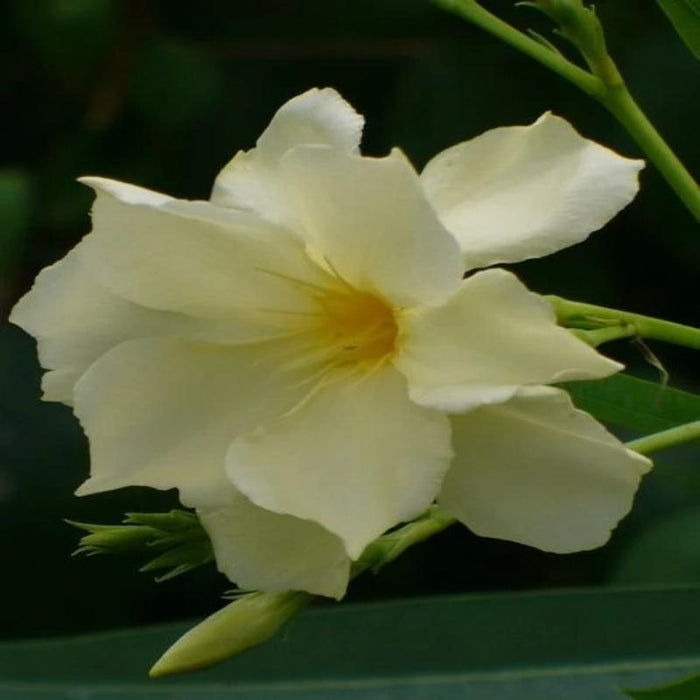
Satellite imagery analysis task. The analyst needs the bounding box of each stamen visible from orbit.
[256,308,322,317]
[255,267,333,296]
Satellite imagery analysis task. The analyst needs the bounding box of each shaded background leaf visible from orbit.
[656,0,700,59]
[626,671,700,699]
[1,588,700,698]
[564,374,700,433]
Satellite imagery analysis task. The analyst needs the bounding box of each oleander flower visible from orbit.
[11,88,651,599]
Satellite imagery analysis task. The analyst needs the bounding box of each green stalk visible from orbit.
[431,0,700,222]
[627,420,700,455]
[352,505,457,577]
[601,85,700,221]
[432,0,601,96]
[548,295,700,350]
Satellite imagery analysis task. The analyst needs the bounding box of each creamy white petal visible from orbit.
[439,386,651,552]
[74,337,312,506]
[211,88,364,225]
[41,369,81,404]
[9,241,276,403]
[421,113,644,269]
[79,177,339,322]
[394,268,621,413]
[279,146,462,307]
[227,365,452,559]
[196,487,350,598]
[10,244,189,403]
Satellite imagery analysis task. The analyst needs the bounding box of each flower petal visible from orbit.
[196,487,350,598]
[74,337,312,506]
[394,268,621,413]
[421,113,643,269]
[439,386,651,552]
[211,88,364,225]
[78,177,337,322]
[9,241,277,403]
[10,245,187,400]
[227,366,452,559]
[279,146,462,307]
[394,269,622,412]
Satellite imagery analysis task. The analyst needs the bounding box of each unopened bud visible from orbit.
[149,591,312,678]
[521,0,621,85]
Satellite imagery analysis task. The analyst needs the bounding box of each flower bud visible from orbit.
[149,591,312,677]
[522,0,621,84]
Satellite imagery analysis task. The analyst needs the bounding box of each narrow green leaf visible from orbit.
[563,374,700,433]
[657,0,700,59]
[1,588,700,696]
[611,506,700,586]
[626,670,700,698]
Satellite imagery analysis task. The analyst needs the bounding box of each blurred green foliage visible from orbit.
[1,0,698,642]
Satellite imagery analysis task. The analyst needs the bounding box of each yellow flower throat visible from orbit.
[318,290,398,363]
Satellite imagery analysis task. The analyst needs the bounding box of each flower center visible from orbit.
[318,290,398,363]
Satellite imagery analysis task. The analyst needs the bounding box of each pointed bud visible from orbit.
[68,520,159,555]
[149,591,312,678]
[520,0,621,84]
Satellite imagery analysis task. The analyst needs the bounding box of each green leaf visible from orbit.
[657,0,700,60]
[626,670,700,698]
[563,374,700,433]
[1,588,700,696]
[611,506,700,586]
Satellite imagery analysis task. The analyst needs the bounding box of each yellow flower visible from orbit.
[11,88,650,599]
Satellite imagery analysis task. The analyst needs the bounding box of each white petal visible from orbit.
[9,241,275,403]
[394,268,621,412]
[227,366,452,559]
[279,146,462,307]
[196,487,350,598]
[421,113,644,269]
[41,369,81,404]
[79,177,337,322]
[74,337,311,506]
[439,386,651,552]
[211,88,364,225]
[10,244,186,402]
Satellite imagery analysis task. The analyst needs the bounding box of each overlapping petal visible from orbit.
[394,268,621,412]
[279,146,462,307]
[74,336,314,506]
[226,366,452,559]
[439,386,651,552]
[9,244,182,403]
[196,487,350,598]
[79,177,340,323]
[211,88,364,226]
[421,113,644,269]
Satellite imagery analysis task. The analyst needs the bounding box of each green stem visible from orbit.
[627,421,700,455]
[600,85,700,221]
[352,506,457,578]
[432,0,700,222]
[548,295,700,350]
[433,0,601,96]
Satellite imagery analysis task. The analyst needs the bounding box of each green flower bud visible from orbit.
[521,0,621,84]
[149,591,313,678]
[68,521,160,555]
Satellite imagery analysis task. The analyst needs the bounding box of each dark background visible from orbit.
[1,0,698,641]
